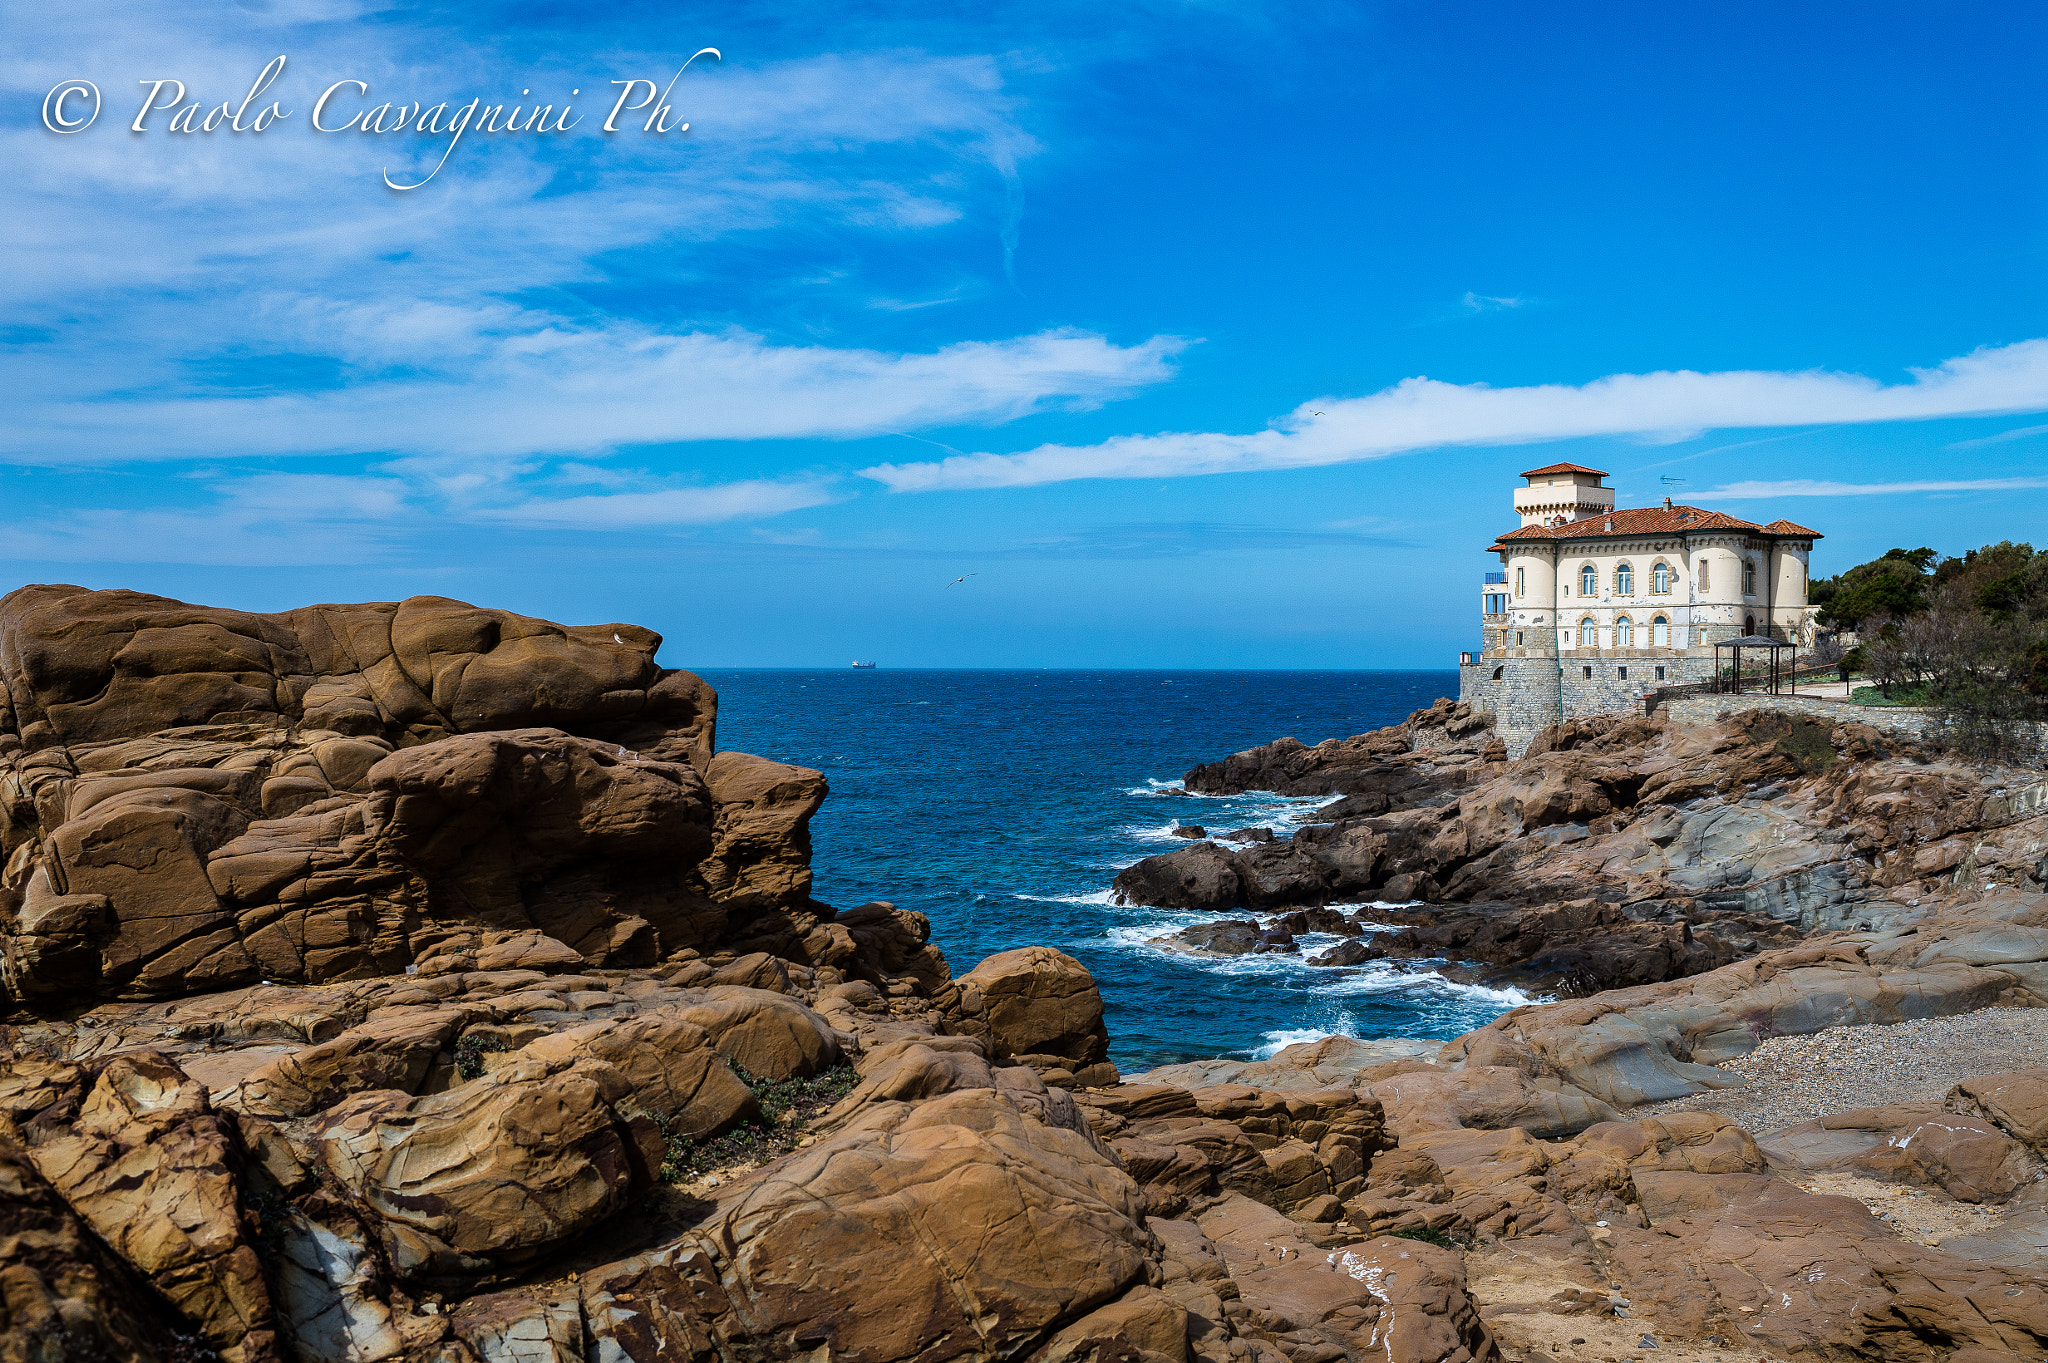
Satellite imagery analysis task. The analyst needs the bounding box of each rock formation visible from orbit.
[3,586,2045,1363]
[1117,699,2048,994]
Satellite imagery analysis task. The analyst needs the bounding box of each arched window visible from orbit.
[1580,564,1598,596]
[1743,561,1756,596]
[1491,666,1504,681]
[1580,617,1598,647]
[1615,562,1634,596]
[1652,562,1672,594]
[1746,615,1756,636]
[1616,616,1633,646]
[1515,567,1525,596]
[1652,615,1669,646]
[1699,560,1710,592]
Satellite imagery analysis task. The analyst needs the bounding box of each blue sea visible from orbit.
[702,669,1532,1071]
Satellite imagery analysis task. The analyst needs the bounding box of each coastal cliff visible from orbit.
[2,587,2045,1363]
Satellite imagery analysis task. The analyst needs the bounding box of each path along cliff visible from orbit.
[1,586,2045,1363]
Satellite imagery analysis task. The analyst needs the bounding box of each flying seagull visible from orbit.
[946,574,977,588]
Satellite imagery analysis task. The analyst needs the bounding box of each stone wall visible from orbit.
[1462,653,1717,757]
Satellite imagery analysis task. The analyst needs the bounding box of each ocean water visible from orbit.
[701,669,1533,1071]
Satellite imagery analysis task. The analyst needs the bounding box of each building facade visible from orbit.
[1458,463,1822,753]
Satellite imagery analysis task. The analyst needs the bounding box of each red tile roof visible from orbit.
[1483,504,1822,549]
[1519,461,1610,479]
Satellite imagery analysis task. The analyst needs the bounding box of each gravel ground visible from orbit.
[1636,1007,2048,1133]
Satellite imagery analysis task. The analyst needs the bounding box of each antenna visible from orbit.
[1659,475,1688,486]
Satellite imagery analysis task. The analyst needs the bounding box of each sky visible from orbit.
[7,1,2048,668]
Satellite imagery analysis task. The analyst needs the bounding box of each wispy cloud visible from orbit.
[469,478,838,529]
[1946,422,2048,450]
[1460,292,1528,312]
[6,325,1185,463]
[859,339,2048,491]
[1697,477,2048,499]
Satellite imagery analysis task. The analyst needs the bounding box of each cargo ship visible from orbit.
[850,660,877,669]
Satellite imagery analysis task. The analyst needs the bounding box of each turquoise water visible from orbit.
[701,669,1531,1070]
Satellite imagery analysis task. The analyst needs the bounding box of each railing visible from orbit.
[1482,572,1507,584]
[1459,651,1479,666]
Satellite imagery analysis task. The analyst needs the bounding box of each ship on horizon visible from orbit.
[850,660,877,669]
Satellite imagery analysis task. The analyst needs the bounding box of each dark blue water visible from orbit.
[701,670,1531,1070]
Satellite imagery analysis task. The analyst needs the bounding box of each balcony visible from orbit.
[1483,572,1507,584]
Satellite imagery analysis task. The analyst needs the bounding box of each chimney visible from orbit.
[1604,518,1613,532]
[1663,496,1672,510]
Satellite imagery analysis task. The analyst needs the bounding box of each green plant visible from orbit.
[657,1060,859,1184]
[454,1032,511,1079]
[1388,1226,1465,1248]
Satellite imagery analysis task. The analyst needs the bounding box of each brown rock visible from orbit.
[519,1011,760,1138]
[315,1053,635,1278]
[0,1139,195,1363]
[1950,1066,2048,1148]
[220,1007,463,1118]
[955,946,1111,1067]
[24,1051,278,1361]
[580,1084,1156,1363]
[673,987,841,1081]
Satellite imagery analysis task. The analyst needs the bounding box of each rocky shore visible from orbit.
[2,586,2046,1363]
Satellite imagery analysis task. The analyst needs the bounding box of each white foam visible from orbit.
[1013,889,1118,906]
[1253,1028,1339,1058]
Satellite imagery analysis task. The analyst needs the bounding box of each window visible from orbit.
[1580,564,1598,596]
[1652,615,1669,646]
[1743,561,1756,596]
[1491,666,1504,681]
[1516,567,1525,596]
[1615,562,1634,596]
[1618,666,1628,680]
[1514,630,1523,645]
[1699,560,1710,592]
[1580,617,1598,647]
[1655,665,1666,681]
[1582,665,1593,679]
[1653,562,1672,594]
[1616,616,1633,646]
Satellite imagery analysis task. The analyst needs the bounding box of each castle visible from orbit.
[1457,462,1822,754]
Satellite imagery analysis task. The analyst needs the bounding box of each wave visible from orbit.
[1013,889,1119,906]
[1253,1027,1340,1058]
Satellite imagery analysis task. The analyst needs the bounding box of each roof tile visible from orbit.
[1492,503,1823,543]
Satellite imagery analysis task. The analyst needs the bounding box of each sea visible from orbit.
[700,669,1534,1072]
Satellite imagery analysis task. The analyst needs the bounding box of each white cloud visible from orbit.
[470,478,837,528]
[1460,292,1527,312]
[1697,477,2048,499]
[5,326,1183,462]
[859,339,2048,491]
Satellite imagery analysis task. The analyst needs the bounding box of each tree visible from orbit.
[1813,547,1937,630]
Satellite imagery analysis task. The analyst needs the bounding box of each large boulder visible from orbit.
[315,1052,637,1280]
[580,1083,1158,1363]
[954,947,1111,1071]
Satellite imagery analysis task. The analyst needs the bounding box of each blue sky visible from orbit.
[7,1,2048,667]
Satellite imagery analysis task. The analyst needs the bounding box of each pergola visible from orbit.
[1713,634,1797,695]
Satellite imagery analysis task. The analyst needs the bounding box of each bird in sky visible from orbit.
[946,574,977,588]
[1310,410,1324,416]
